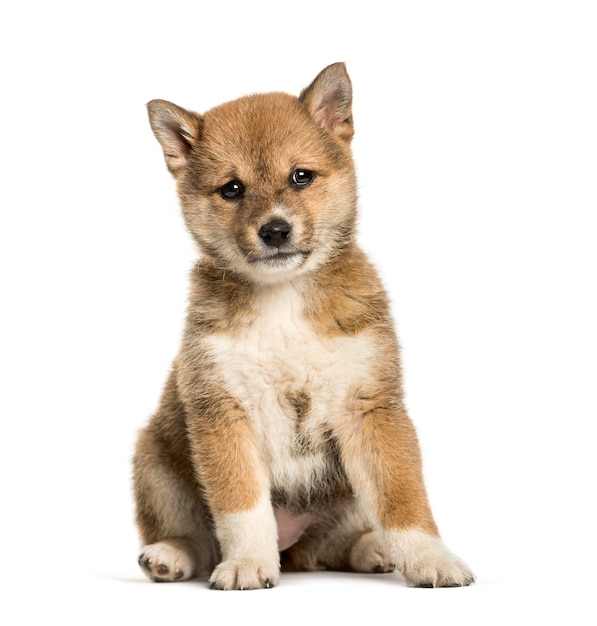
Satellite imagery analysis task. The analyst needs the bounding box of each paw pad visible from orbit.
[138,542,194,582]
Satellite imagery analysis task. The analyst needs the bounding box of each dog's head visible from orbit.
[147,63,357,284]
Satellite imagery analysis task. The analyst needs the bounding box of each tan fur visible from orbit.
[133,63,474,589]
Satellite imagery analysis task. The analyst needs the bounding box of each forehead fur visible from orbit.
[196,92,350,176]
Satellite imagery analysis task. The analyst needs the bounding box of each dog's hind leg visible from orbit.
[133,446,218,582]
[137,538,197,582]
[133,376,219,582]
[281,501,394,574]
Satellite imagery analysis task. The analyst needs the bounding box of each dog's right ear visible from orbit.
[147,100,202,176]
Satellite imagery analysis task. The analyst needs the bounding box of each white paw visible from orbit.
[349,531,395,573]
[387,529,475,587]
[209,558,280,590]
[138,541,195,582]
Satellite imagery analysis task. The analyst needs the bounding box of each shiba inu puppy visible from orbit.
[133,63,474,590]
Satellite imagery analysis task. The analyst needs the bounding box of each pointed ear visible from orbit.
[147,99,202,176]
[299,62,354,142]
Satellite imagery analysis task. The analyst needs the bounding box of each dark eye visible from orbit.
[291,169,314,188]
[219,180,244,200]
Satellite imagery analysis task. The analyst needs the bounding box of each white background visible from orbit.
[1,1,596,623]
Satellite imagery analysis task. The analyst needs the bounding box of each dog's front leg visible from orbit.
[187,397,279,590]
[337,404,475,587]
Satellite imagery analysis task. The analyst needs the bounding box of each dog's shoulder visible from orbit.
[302,244,394,337]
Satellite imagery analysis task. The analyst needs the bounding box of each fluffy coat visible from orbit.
[133,63,474,589]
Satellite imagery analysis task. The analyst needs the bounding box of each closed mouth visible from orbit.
[251,250,309,267]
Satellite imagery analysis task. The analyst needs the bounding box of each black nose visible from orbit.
[258,219,292,247]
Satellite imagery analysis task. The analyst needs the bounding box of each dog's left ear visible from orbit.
[300,62,354,142]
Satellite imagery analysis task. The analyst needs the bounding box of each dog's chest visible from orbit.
[204,284,374,485]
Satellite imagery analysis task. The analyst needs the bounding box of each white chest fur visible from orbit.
[203,283,375,490]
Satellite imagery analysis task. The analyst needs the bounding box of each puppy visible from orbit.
[133,63,474,589]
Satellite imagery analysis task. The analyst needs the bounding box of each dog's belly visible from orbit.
[203,283,375,499]
[274,508,315,550]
